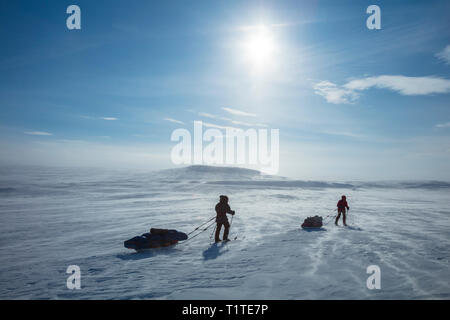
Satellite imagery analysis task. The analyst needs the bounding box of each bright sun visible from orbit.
[243,25,275,69]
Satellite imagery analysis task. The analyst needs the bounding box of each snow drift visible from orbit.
[0,165,449,299]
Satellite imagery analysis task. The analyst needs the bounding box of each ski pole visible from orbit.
[209,224,217,242]
[229,214,239,240]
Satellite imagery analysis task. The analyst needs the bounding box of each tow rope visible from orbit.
[180,217,217,245]
[322,209,338,226]
[183,214,239,245]
[322,208,352,226]
[186,216,215,236]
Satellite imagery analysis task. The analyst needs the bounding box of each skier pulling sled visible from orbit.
[301,215,323,229]
[124,228,188,251]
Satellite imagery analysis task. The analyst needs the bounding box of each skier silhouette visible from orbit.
[214,195,235,243]
[335,195,350,226]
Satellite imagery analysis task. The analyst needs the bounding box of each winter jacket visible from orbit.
[337,199,349,210]
[215,202,233,224]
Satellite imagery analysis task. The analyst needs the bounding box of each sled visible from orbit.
[124,228,188,250]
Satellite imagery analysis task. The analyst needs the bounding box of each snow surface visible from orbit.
[0,165,449,299]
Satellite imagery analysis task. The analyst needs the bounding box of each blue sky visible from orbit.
[0,0,449,180]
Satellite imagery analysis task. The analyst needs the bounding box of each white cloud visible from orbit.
[315,75,450,104]
[344,75,450,95]
[101,117,118,121]
[313,81,359,104]
[24,131,53,136]
[322,131,365,138]
[198,112,221,119]
[436,45,450,64]
[222,107,257,117]
[229,120,268,127]
[198,112,233,123]
[163,118,184,125]
[201,121,238,130]
[435,122,450,128]
[198,111,267,127]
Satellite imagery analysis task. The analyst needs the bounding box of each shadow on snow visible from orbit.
[116,246,180,261]
[301,227,327,232]
[202,242,228,261]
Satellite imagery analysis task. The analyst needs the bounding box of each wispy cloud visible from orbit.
[198,112,221,119]
[436,45,450,64]
[201,121,238,130]
[200,121,268,132]
[229,120,268,127]
[322,131,365,138]
[222,107,257,117]
[344,75,450,95]
[81,115,118,121]
[313,81,359,104]
[24,131,53,136]
[315,75,450,104]
[198,111,267,127]
[435,122,450,128]
[163,118,184,125]
[100,117,118,121]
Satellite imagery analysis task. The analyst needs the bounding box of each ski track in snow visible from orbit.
[0,166,449,299]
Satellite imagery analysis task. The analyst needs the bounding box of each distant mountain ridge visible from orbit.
[155,165,450,190]
[174,165,262,176]
[155,165,276,181]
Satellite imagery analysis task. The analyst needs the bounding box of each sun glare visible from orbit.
[243,25,276,70]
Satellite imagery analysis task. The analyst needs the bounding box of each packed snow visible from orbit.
[0,165,449,299]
